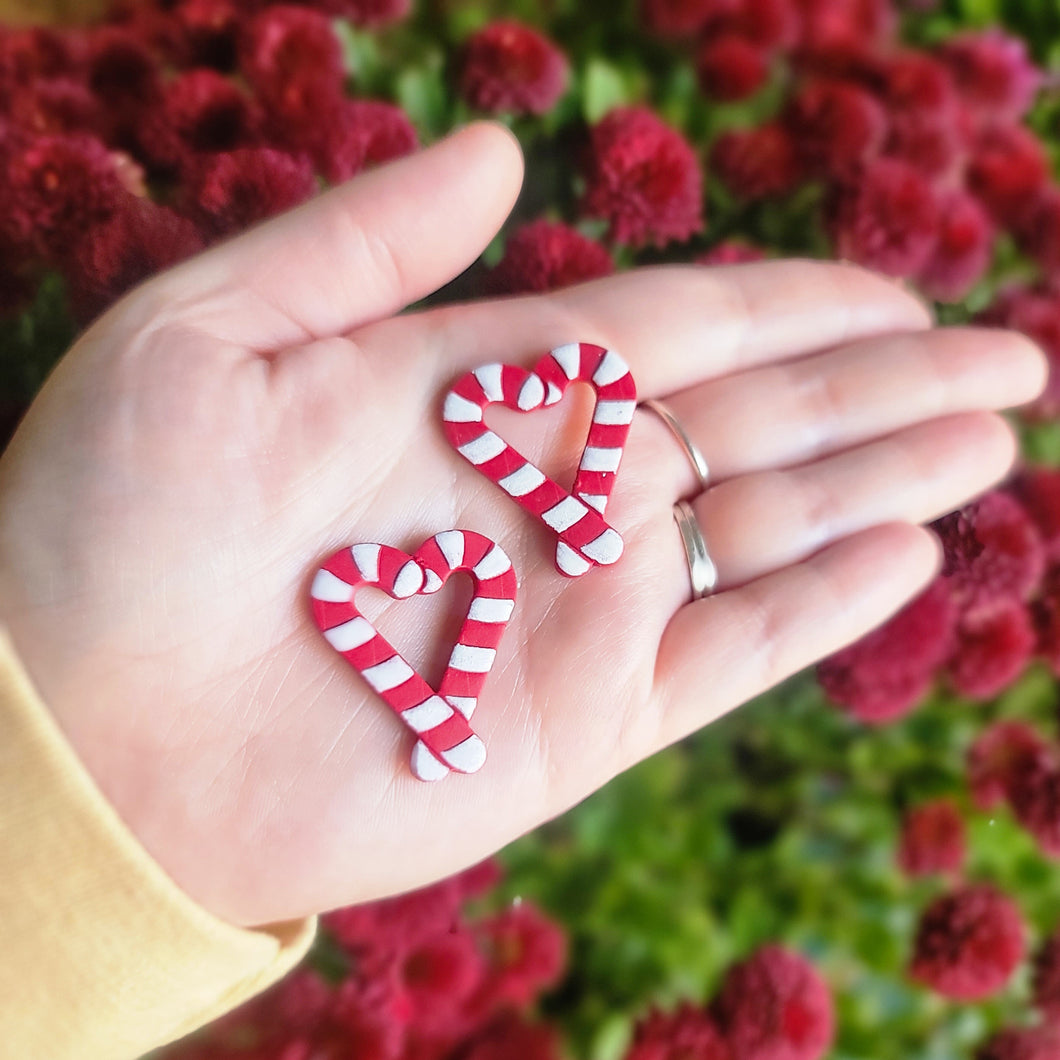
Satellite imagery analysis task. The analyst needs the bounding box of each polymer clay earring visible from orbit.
[442,342,636,578]
[310,531,516,781]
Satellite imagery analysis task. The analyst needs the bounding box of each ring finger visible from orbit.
[654,409,1017,599]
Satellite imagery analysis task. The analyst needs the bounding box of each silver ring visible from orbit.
[674,499,718,600]
[640,398,709,492]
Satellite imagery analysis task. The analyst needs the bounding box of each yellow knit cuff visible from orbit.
[0,632,317,1060]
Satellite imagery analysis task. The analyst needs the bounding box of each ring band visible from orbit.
[640,398,710,492]
[674,499,718,600]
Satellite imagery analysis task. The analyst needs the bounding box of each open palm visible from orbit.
[0,125,1046,928]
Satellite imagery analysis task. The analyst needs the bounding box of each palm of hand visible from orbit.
[0,126,1044,926]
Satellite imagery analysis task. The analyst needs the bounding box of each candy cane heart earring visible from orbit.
[310,531,516,782]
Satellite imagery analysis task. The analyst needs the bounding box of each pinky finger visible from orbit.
[652,522,943,749]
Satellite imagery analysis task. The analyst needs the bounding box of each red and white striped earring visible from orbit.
[310,531,516,781]
[442,343,636,578]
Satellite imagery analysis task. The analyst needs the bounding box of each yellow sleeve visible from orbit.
[0,632,317,1059]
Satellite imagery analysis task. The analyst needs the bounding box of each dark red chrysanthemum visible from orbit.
[2,134,128,260]
[713,945,835,1060]
[967,125,1051,231]
[171,0,240,71]
[580,106,703,249]
[940,29,1041,125]
[184,147,316,238]
[1032,926,1060,1022]
[977,1025,1060,1060]
[695,34,770,102]
[898,799,967,878]
[916,189,994,302]
[240,5,345,120]
[64,198,203,322]
[400,929,484,1032]
[459,21,569,116]
[1010,467,1060,564]
[784,79,887,179]
[141,69,257,170]
[312,0,413,28]
[85,27,160,109]
[794,0,896,58]
[453,858,504,900]
[967,720,1052,811]
[713,0,800,51]
[816,577,956,724]
[910,884,1025,1000]
[312,99,418,183]
[1014,186,1060,279]
[697,239,767,265]
[1033,564,1060,675]
[827,158,939,277]
[0,27,78,103]
[946,602,1035,701]
[473,903,567,1011]
[1010,757,1060,858]
[878,49,958,113]
[7,78,100,138]
[489,220,613,295]
[460,1012,564,1060]
[711,123,803,201]
[638,0,737,39]
[886,107,968,181]
[933,491,1045,618]
[625,1003,731,1060]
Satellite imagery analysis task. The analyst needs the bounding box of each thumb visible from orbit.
[149,122,524,349]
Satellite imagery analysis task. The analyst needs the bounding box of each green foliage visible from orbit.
[500,667,1060,1059]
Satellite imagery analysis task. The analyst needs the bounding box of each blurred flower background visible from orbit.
[5,0,1060,1056]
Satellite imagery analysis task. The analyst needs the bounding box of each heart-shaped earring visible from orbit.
[442,343,636,577]
[310,531,516,781]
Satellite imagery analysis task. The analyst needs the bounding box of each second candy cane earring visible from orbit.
[442,343,636,577]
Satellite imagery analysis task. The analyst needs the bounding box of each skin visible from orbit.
[0,124,1048,927]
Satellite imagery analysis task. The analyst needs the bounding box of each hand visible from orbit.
[0,124,1046,927]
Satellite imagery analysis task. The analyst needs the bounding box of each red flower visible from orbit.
[1034,564,1060,675]
[784,79,887,179]
[2,134,128,260]
[827,158,939,277]
[948,595,1029,707]
[713,0,800,51]
[489,220,613,295]
[473,903,567,1010]
[1010,468,1060,565]
[85,26,161,110]
[967,720,1051,811]
[460,1013,564,1060]
[695,34,770,102]
[816,577,955,724]
[312,0,412,28]
[141,69,257,170]
[711,123,803,201]
[0,27,79,102]
[1033,926,1060,1022]
[977,1026,1060,1060]
[625,1003,731,1060]
[64,198,204,322]
[878,50,958,114]
[713,945,835,1060]
[897,799,967,878]
[313,99,418,183]
[910,884,1025,1000]
[1010,758,1060,858]
[1014,186,1060,279]
[7,79,100,138]
[638,0,737,39]
[794,0,896,58]
[580,106,703,249]
[697,239,767,265]
[940,29,1041,125]
[933,491,1045,618]
[886,108,968,181]
[184,147,316,238]
[967,125,1051,231]
[171,0,240,71]
[459,21,569,116]
[916,189,994,302]
[400,929,484,1033]
[240,5,345,121]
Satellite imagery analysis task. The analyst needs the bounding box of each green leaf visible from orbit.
[581,58,629,124]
